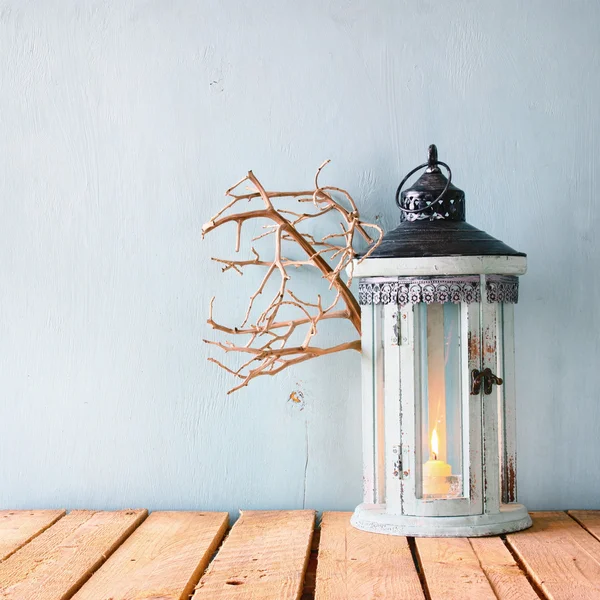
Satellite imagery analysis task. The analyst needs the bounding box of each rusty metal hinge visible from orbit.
[471,368,503,395]
[392,445,402,478]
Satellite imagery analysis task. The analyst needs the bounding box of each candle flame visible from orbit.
[431,428,439,459]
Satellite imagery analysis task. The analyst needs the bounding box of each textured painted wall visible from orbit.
[0,1,598,512]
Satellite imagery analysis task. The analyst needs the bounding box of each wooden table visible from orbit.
[0,509,599,599]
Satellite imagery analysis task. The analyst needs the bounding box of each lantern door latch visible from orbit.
[471,368,503,395]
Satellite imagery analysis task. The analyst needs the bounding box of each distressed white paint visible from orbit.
[464,302,484,516]
[0,1,599,513]
[500,304,518,504]
[352,293,531,534]
[398,303,417,516]
[402,301,484,520]
[396,302,483,519]
[360,304,376,504]
[352,266,530,535]
[374,306,386,504]
[481,278,501,515]
[353,255,527,278]
[360,303,385,505]
[351,502,532,537]
[382,303,401,514]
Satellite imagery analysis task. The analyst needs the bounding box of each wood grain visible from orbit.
[506,511,600,599]
[0,509,65,561]
[469,536,539,599]
[314,511,424,599]
[193,510,314,600]
[568,510,600,543]
[0,509,147,599]
[415,537,497,599]
[73,511,228,600]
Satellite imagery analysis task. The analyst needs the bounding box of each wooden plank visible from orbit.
[506,511,600,599]
[568,510,600,543]
[0,509,147,599]
[74,511,228,600]
[0,510,66,561]
[193,510,314,600]
[469,536,539,599]
[315,512,424,599]
[415,537,497,599]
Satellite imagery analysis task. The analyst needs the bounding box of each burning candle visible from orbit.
[423,428,452,496]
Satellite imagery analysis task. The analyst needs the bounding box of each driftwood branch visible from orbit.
[202,161,383,393]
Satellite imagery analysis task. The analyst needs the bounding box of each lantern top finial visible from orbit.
[427,144,438,170]
[360,144,526,260]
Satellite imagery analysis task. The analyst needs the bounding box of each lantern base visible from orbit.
[351,502,532,537]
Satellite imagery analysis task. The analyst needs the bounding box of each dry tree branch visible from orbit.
[202,162,383,393]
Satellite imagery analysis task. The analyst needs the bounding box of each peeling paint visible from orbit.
[470,474,477,498]
[506,455,517,503]
[392,312,399,345]
[484,331,496,356]
[483,324,496,356]
[468,332,480,361]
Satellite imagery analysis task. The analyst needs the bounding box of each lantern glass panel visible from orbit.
[418,303,464,499]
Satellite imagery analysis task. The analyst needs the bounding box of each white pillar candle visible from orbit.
[423,428,452,496]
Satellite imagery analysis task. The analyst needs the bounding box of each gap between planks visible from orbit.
[506,511,600,600]
[414,535,540,600]
[3,510,600,600]
[192,511,600,600]
[0,509,66,562]
[316,512,424,599]
[315,512,542,600]
[567,510,600,543]
[73,511,229,600]
[301,526,320,600]
[0,509,147,599]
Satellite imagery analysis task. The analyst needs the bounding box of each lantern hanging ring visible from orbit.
[395,144,453,214]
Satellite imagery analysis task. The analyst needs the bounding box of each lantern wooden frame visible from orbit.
[351,255,532,537]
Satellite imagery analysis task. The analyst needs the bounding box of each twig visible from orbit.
[202,162,382,392]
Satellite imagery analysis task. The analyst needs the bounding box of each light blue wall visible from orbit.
[1,1,598,512]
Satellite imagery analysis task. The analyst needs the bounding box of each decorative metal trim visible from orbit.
[399,193,465,222]
[486,275,519,304]
[358,275,519,306]
[358,276,481,306]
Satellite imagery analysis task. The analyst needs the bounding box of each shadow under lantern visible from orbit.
[351,145,531,536]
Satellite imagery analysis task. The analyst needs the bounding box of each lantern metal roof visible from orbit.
[363,145,525,259]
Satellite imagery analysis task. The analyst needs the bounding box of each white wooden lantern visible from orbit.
[351,146,532,537]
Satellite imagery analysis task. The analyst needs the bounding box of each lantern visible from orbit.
[351,145,531,537]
